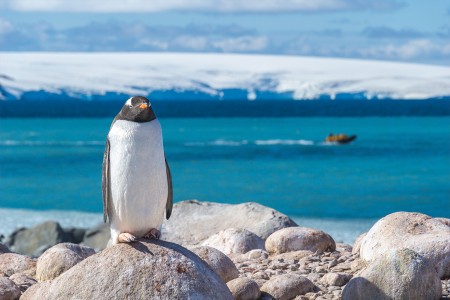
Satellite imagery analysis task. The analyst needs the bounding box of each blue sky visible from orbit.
[0,0,449,65]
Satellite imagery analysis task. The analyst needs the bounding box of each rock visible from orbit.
[260,274,315,300]
[359,212,450,278]
[189,246,239,283]
[81,223,110,251]
[435,217,450,226]
[0,277,21,300]
[342,248,441,300]
[162,200,297,246]
[6,221,71,257]
[350,258,367,273]
[0,253,36,276]
[202,228,265,255]
[246,249,269,260]
[351,233,366,255]
[21,239,233,299]
[320,273,352,287]
[63,227,86,244]
[36,243,96,281]
[227,278,260,300]
[265,227,336,255]
[9,273,37,293]
[336,243,352,253]
[271,250,313,262]
[31,245,52,258]
[0,244,11,254]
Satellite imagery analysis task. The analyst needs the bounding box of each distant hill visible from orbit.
[1,52,450,101]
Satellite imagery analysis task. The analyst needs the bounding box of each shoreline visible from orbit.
[0,207,376,244]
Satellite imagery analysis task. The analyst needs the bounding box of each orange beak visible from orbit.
[139,103,148,109]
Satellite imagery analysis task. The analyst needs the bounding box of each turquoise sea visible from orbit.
[1,115,449,242]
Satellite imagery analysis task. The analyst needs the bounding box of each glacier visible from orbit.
[1,52,450,101]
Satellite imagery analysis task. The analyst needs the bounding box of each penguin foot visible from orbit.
[118,232,136,243]
[144,228,161,240]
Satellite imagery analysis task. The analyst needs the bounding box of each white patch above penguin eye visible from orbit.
[125,98,133,107]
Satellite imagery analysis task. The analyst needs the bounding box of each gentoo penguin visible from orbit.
[102,96,172,244]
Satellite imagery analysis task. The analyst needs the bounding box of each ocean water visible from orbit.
[1,116,449,243]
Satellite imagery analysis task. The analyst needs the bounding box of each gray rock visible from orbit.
[0,244,11,254]
[0,253,36,277]
[359,212,450,278]
[162,200,297,246]
[22,239,233,299]
[260,274,315,300]
[189,246,239,283]
[0,277,21,300]
[202,228,265,255]
[6,221,71,257]
[63,227,86,244]
[342,248,441,300]
[226,277,260,300]
[271,250,313,262]
[36,243,96,281]
[320,272,352,287]
[31,244,52,258]
[265,227,336,255]
[245,249,269,260]
[81,223,110,251]
[9,273,37,293]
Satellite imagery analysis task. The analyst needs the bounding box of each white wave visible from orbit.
[185,139,316,147]
[0,208,103,236]
[1,52,450,100]
[0,140,104,146]
[292,217,377,244]
[255,139,314,146]
[210,139,249,146]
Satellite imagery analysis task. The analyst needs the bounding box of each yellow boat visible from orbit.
[325,133,357,144]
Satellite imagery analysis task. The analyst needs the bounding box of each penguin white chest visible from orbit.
[108,119,168,237]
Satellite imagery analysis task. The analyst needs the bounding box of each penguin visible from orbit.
[102,96,173,245]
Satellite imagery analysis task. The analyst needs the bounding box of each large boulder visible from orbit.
[358,212,450,278]
[162,200,297,246]
[202,228,265,255]
[0,253,35,277]
[36,243,96,281]
[189,246,239,283]
[342,248,441,300]
[265,227,336,255]
[22,239,233,299]
[6,221,72,257]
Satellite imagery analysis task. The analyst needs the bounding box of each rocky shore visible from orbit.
[0,200,449,300]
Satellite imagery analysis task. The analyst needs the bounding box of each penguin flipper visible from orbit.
[102,138,111,223]
[165,156,173,220]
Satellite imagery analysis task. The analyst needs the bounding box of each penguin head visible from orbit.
[118,96,156,122]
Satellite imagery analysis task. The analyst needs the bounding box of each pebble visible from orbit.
[233,243,361,300]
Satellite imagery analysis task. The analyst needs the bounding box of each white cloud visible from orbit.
[0,0,402,13]
[172,35,209,51]
[359,39,450,60]
[213,36,268,52]
[0,17,13,35]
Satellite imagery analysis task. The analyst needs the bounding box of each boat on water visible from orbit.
[325,133,357,144]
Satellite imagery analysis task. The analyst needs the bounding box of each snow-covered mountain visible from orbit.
[1,52,450,101]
